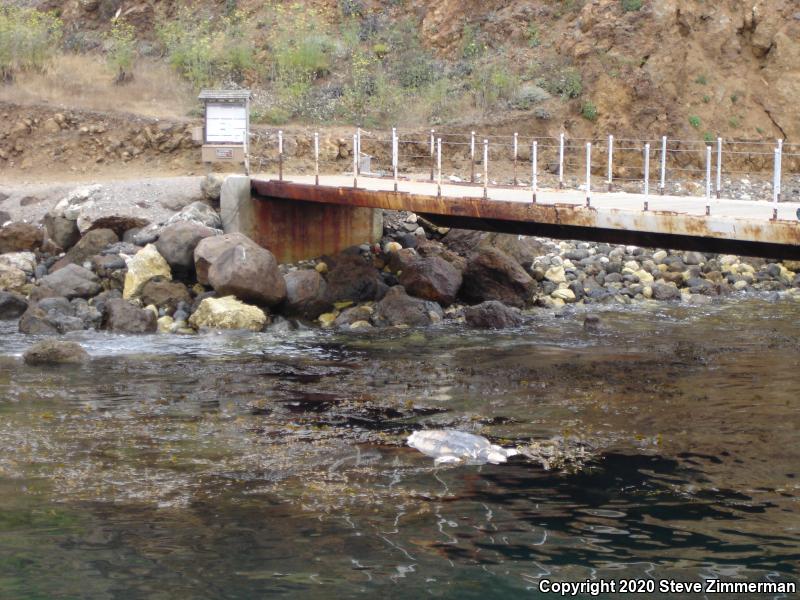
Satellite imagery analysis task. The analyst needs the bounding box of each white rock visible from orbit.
[407,430,518,466]
[544,265,566,283]
[123,244,172,300]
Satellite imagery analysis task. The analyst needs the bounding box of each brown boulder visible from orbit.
[208,244,286,306]
[461,248,534,308]
[283,270,329,319]
[104,298,157,333]
[51,228,119,271]
[0,222,43,253]
[140,278,192,314]
[194,233,261,286]
[399,256,462,305]
[155,221,218,278]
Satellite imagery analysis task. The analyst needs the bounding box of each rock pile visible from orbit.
[2,187,800,338]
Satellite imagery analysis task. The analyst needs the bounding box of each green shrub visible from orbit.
[0,7,62,81]
[527,23,541,48]
[581,100,598,121]
[460,24,485,60]
[470,63,520,111]
[105,19,136,84]
[702,94,710,103]
[703,132,714,143]
[621,0,643,12]
[157,8,254,89]
[728,117,740,129]
[548,68,583,99]
[695,74,707,85]
[689,115,701,129]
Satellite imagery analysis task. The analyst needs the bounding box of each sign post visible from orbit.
[198,89,251,173]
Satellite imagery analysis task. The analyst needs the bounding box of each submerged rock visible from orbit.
[407,430,519,465]
[104,298,158,333]
[189,296,267,331]
[373,285,442,327]
[23,339,88,366]
[464,300,524,329]
[0,291,28,319]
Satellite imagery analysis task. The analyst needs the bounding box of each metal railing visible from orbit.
[249,128,797,220]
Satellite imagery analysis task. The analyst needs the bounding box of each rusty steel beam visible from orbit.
[251,179,800,260]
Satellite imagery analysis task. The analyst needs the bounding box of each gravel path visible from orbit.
[0,176,204,225]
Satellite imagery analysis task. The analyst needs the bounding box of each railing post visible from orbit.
[437,137,442,197]
[607,134,614,192]
[643,143,650,211]
[705,145,711,216]
[314,132,319,186]
[392,127,398,192]
[532,140,538,203]
[558,132,565,189]
[513,132,518,186]
[470,131,476,184]
[585,142,591,207]
[429,129,435,182]
[356,127,361,176]
[278,130,283,181]
[716,137,722,199]
[772,146,780,219]
[483,139,489,199]
[660,135,667,195]
[777,138,783,203]
[353,133,358,189]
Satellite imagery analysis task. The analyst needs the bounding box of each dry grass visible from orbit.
[0,53,194,119]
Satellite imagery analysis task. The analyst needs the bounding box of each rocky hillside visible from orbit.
[12,0,792,143]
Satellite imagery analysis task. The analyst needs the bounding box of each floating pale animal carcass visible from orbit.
[406,430,519,465]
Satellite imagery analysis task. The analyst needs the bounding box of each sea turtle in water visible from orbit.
[407,430,519,465]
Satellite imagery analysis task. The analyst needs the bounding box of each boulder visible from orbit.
[0,263,27,292]
[201,173,224,202]
[189,296,267,331]
[194,233,261,286]
[43,214,81,251]
[372,285,443,327]
[208,244,286,306]
[51,228,119,271]
[0,222,43,253]
[23,339,88,366]
[651,281,681,301]
[283,269,330,319]
[324,254,383,303]
[388,248,419,273]
[155,221,218,278]
[123,244,172,300]
[104,298,157,333]
[0,291,28,319]
[164,201,222,230]
[140,279,192,314]
[464,300,525,329]
[461,248,534,308]
[39,264,100,299]
[333,305,374,328]
[399,256,462,305]
[0,252,37,275]
[18,297,92,334]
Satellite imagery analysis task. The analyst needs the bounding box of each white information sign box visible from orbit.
[205,103,247,144]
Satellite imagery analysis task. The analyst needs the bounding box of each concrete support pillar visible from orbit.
[221,175,383,264]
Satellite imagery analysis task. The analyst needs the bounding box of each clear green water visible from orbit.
[0,298,798,599]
